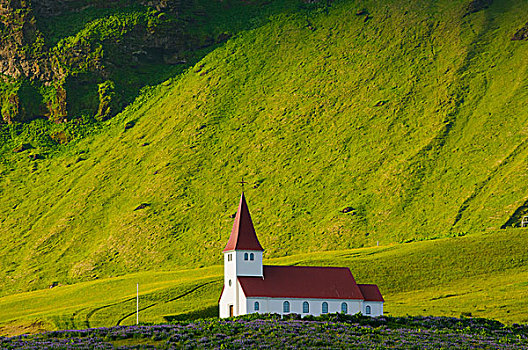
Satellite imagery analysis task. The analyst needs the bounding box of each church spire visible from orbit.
[223,193,264,252]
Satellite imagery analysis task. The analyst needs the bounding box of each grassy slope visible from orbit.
[0,228,526,336]
[0,0,527,313]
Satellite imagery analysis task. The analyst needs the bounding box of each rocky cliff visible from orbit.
[0,0,230,124]
[0,0,59,122]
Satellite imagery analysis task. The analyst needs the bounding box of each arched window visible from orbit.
[322,302,328,314]
[303,301,309,313]
[250,253,254,261]
[366,305,371,315]
[254,301,260,311]
[341,302,348,314]
[244,253,248,260]
[283,301,290,313]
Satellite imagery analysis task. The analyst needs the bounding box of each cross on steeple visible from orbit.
[237,177,248,191]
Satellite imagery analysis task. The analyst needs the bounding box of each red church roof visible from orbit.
[223,193,264,252]
[358,284,384,302]
[238,266,365,299]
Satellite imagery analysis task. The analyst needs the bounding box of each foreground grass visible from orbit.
[0,228,526,336]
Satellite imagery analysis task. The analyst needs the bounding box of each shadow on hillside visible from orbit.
[164,305,218,322]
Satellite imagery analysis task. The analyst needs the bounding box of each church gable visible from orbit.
[358,284,384,302]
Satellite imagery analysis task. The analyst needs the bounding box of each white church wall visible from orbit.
[363,301,383,317]
[219,279,247,318]
[224,252,236,284]
[235,251,263,277]
[219,293,229,318]
[220,252,237,318]
[245,297,363,317]
[237,280,247,316]
[231,296,385,318]
[219,282,236,318]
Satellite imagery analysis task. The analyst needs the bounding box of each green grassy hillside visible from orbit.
[1,0,528,310]
[0,229,526,336]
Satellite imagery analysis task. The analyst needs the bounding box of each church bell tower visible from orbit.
[220,193,264,317]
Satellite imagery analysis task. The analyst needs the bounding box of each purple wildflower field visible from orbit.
[1,314,527,349]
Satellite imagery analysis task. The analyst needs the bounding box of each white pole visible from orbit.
[136,283,139,325]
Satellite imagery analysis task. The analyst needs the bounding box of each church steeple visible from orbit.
[223,193,264,252]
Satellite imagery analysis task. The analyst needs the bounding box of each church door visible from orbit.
[229,305,234,317]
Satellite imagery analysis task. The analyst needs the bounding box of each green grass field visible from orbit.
[0,228,526,336]
[1,0,528,334]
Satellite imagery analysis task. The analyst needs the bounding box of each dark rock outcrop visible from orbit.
[0,0,65,122]
[12,143,32,152]
[512,22,528,41]
[463,0,493,17]
[134,203,150,211]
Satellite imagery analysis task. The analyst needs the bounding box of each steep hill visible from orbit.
[1,0,528,298]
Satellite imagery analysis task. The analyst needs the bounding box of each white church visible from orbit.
[219,193,384,318]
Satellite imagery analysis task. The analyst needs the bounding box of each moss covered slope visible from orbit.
[0,0,528,296]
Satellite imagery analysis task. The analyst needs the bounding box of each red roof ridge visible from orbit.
[238,265,364,300]
[262,265,351,271]
[223,193,264,252]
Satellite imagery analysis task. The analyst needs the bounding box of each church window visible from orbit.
[322,302,328,314]
[227,254,232,262]
[228,279,232,287]
[254,301,260,311]
[283,301,290,313]
[303,301,309,313]
[244,253,248,260]
[366,305,371,315]
[341,302,348,314]
[250,253,254,261]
